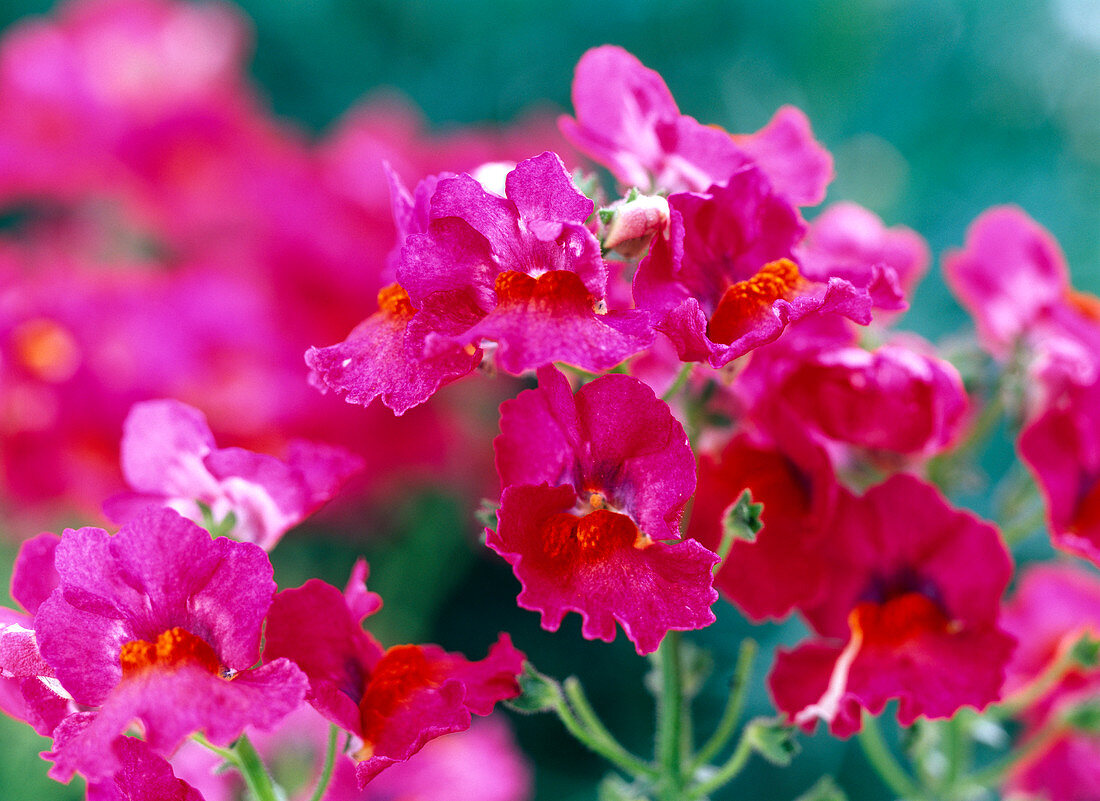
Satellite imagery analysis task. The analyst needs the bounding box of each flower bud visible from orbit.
[600,191,670,258]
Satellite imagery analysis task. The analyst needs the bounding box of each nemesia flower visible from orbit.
[487,366,718,655]
[688,423,840,622]
[103,399,363,550]
[633,166,898,367]
[0,532,69,737]
[262,565,523,786]
[943,206,1073,360]
[768,474,1015,736]
[171,705,532,801]
[1019,380,1100,566]
[796,201,928,309]
[732,322,968,461]
[35,508,308,782]
[559,45,832,205]
[80,730,205,801]
[307,152,653,414]
[999,566,1100,801]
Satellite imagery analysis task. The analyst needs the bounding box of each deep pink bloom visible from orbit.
[797,201,928,310]
[767,475,1015,736]
[943,206,1071,359]
[171,705,531,801]
[1001,563,1100,697]
[560,45,832,205]
[632,167,898,368]
[262,568,522,786]
[78,727,205,801]
[103,399,363,550]
[0,533,68,737]
[308,152,653,414]
[689,426,840,623]
[35,509,308,782]
[733,324,968,461]
[488,366,717,655]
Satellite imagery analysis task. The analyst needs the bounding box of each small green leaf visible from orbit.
[1070,632,1100,669]
[747,718,800,766]
[722,490,763,543]
[598,207,615,225]
[794,776,848,801]
[505,663,560,714]
[1065,700,1100,733]
[475,497,500,531]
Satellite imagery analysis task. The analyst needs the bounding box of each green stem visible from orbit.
[308,724,341,801]
[656,631,685,800]
[967,719,1067,788]
[691,639,757,770]
[561,677,655,778]
[661,363,694,402]
[858,716,923,800]
[554,681,658,779]
[993,645,1079,719]
[233,734,280,801]
[687,723,755,799]
[941,714,966,794]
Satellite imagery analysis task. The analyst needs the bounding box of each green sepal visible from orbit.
[794,775,848,801]
[505,663,560,714]
[722,490,763,544]
[1070,632,1100,669]
[746,718,800,766]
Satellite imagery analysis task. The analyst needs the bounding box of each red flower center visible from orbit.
[119,626,222,678]
[358,644,439,755]
[494,270,594,310]
[849,592,952,649]
[1071,479,1100,535]
[542,508,644,563]
[707,258,802,345]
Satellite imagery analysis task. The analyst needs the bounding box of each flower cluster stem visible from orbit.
[858,716,922,800]
[234,734,280,801]
[307,724,341,801]
[691,638,757,770]
[553,678,657,779]
[656,631,686,800]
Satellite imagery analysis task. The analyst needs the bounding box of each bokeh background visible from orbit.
[0,0,1097,798]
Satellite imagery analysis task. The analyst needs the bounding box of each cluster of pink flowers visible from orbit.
[3,2,1100,800]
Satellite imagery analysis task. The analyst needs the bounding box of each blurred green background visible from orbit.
[1,0,1096,798]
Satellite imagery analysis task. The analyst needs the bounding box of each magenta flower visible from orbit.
[767,475,1015,736]
[689,426,840,623]
[103,399,363,550]
[308,151,653,414]
[74,726,205,801]
[734,327,969,460]
[559,45,832,205]
[633,166,895,367]
[998,565,1100,801]
[944,206,1073,359]
[0,532,69,738]
[797,201,929,310]
[487,366,717,655]
[35,509,308,782]
[262,568,523,786]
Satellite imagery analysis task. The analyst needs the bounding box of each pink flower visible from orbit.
[261,567,523,786]
[35,509,308,782]
[689,426,840,623]
[103,399,363,550]
[308,152,653,414]
[633,167,897,367]
[767,475,1015,736]
[998,566,1100,801]
[559,45,832,205]
[797,201,928,311]
[487,366,717,655]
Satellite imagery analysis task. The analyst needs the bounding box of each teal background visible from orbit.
[1,0,1096,798]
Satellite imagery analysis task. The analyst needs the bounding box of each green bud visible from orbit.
[1070,632,1100,669]
[722,490,764,544]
